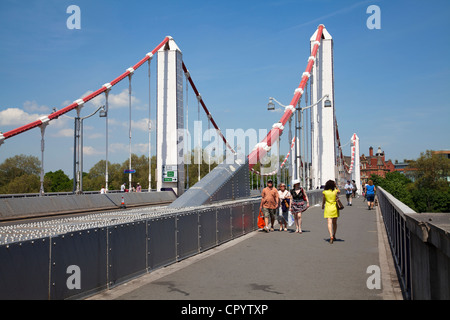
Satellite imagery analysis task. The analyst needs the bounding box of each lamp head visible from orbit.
[267,98,275,111]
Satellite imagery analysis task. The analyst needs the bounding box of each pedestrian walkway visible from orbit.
[89,196,402,300]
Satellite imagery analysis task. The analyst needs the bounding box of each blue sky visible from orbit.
[0,0,449,178]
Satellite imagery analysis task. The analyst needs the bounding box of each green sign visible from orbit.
[162,165,178,182]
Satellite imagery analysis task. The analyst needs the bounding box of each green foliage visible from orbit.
[185,148,218,188]
[373,150,450,213]
[2,174,40,194]
[0,155,41,193]
[0,154,40,189]
[44,170,72,192]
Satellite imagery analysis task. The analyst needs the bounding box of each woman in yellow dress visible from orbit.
[321,180,340,244]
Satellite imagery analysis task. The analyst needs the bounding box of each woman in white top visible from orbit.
[277,183,291,231]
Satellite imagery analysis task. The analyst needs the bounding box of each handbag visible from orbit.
[336,196,344,210]
[257,210,266,229]
[288,211,295,226]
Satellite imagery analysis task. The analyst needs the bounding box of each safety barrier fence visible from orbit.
[0,190,323,300]
[377,187,450,300]
[0,198,259,299]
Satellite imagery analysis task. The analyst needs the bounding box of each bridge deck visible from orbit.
[89,196,402,300]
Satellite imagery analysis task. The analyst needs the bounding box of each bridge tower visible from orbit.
[352,133,362,195]
[156,37,185,196]
[310,26,336,188]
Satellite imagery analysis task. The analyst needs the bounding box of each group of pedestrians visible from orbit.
[259,179,310,234]
[260,179,345,244]
[99,182,142,194]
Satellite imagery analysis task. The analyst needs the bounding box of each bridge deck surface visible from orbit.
[89,196,402,300]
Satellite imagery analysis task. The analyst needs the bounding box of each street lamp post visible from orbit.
[55,105,106,194]
[267,95,331,187]
[99,99,108,191]
[79,105,106,193]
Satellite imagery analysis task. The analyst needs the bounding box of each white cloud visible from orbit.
[83,146,104,156]
[23,100,50,113]
[73,89,141,110]
[0,107,46,126]
[109,142,148,154]
[54,128,74,138]
[132,118,152,132]
[107,118,153,132]
[109,143,127,153]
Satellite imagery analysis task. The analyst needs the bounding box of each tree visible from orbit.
[408,150,450,213]
[409,150,449,191]
[184,148,218,188]
[44,170,72,192]
[370,172,415,209]
[1,174,40,194]
[0,154,40,188]
[0,155,41,194]
[373,150,450,213]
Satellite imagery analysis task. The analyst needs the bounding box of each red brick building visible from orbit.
[360,146,395,184]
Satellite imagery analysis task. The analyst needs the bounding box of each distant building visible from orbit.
[360,146,395,184]
[433,150,450,160]
[394,159,416,182]
[343,148,449,185]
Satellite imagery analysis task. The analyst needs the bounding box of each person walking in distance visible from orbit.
[290,179,309,233]
[277,183,291,231]
[322,180,340,244]
[365,179,376,210]
[344,180,353,206]
[259,179,279,232]
[352,180,357,198]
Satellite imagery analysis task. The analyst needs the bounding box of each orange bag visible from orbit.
[257,210,265,229]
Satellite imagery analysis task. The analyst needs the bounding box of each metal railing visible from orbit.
[377,186,450,300]
[0,189,324,300]
[376,186,414,299]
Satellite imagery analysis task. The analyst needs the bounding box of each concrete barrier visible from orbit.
[0,191,176,221]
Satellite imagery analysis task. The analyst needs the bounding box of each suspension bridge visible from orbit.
[0,25,448,301]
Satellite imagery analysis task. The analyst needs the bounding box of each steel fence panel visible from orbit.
[243,201,255,233]
[108,221,147,287]
[199,208,217,252]
[50,228,108,299]
[176,211,199,261]
[0,239,50,300]
[148,215,177,271]
[231,205,244,237]
[217,206,232,244]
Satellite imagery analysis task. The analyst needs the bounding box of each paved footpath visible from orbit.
[89,196,402,300]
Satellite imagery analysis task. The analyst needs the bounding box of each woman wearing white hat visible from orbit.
[289,179,309,233]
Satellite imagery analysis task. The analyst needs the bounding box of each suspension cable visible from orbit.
[1,37,170,143]
[248,24,325,170]
[182,62,236,155]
